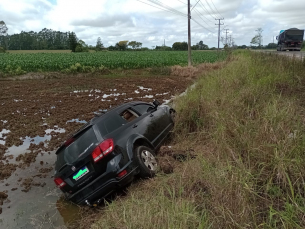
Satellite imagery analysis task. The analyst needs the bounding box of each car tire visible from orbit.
[134,146,158,178]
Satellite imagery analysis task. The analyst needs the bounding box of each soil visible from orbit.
[0,72,194,217]
[158,146,197,174]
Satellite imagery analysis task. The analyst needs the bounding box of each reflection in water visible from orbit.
[56,196,80,226]
[0,128,10,145]
[66,118,87,124]
[2,127,66,157]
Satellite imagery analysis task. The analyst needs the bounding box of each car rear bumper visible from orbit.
[67,162,137,205]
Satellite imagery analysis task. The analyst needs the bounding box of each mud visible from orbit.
[0,73,193,223]
[157,146,197,174]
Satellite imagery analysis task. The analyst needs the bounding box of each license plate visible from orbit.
[73,166,89,181]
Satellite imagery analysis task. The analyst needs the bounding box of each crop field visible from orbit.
[0,51,227,75]
[7,50,73,54]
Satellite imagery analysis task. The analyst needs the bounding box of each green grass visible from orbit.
[0,51,227,76]
[81,51,305,229]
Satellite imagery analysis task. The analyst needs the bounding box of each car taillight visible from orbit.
[92,139,114,163]
[54,177,66,188]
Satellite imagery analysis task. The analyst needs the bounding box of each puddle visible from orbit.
[0,151,69,229]
[2,127,66,159]
[0,129,10,145]
[72,89,102,93]
[66,118,87,124]
[138,86,152,91]
[102,93,121,98]
[93,109,108,115]
[45,126,65,135]
[142,95,154,98]
[156,92,169,95]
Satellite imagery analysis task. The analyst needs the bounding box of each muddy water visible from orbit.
[0,152,78,229]
[0,75,193,228]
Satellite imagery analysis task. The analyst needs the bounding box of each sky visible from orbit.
[0,0,305,48]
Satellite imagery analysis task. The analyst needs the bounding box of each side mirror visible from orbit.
[153,100,160,108]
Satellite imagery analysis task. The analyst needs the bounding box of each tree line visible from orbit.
[4,20,296,52]
[0,21,215,52]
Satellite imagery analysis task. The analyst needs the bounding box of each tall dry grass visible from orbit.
[70,51,305,229]
[173,51,305,228]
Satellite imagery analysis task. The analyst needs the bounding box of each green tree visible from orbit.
[115,40,128,51]
[265,43,277,49]
[135,42,142,49]
[0,21,8,36]
[0,21,8,50]
[172,42,188,51]
[128,41,143,50]
[69,32,78,52]
[250,28,263,48]
[108,45,116,51]
[75,40,89,52]
[197,41,209,50]
[128,41,137,49]
[96,37,103,51]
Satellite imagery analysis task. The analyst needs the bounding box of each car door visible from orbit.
[132,104,170,147]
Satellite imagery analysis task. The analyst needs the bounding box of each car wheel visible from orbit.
[134,146,158,178]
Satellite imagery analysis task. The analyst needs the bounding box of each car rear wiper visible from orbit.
[58,163,69,173]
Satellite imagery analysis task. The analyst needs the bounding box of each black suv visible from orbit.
[54,100,175,206]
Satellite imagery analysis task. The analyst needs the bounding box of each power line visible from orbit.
[193,8,214,24]
[210,0,224,19]
[192,18,214,33]
[193,9,215,32]
[136,0,187,17]
[175,0,187,5]
[205,0,220,18]
[191,0,201,11]
[198,1,217,20]
[148,0,187,17]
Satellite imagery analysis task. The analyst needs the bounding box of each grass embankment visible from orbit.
[76,51,305,228]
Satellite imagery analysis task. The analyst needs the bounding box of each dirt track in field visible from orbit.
[0,73,193,224]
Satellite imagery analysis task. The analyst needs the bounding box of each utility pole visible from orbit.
[215,18,224,50]
[187,0,191,66]
[224,29,229,46]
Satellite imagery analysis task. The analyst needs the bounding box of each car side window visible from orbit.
[96,115,126,135]
[120,109,139,122]
[132,104,154,115]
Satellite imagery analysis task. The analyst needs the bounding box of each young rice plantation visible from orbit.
[0,51,227,75]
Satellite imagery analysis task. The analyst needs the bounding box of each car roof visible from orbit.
[89,101,152,124]
[56,101,153,154]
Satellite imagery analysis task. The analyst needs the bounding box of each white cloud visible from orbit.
[0,0,304,48]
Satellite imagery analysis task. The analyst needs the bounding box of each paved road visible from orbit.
[255,50,305,60]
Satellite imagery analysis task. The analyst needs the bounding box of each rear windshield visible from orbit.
[55,128,97,171]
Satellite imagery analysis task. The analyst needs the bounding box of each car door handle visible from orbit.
[133,124,138,128]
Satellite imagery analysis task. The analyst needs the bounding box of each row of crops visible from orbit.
[0,51,227,75]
